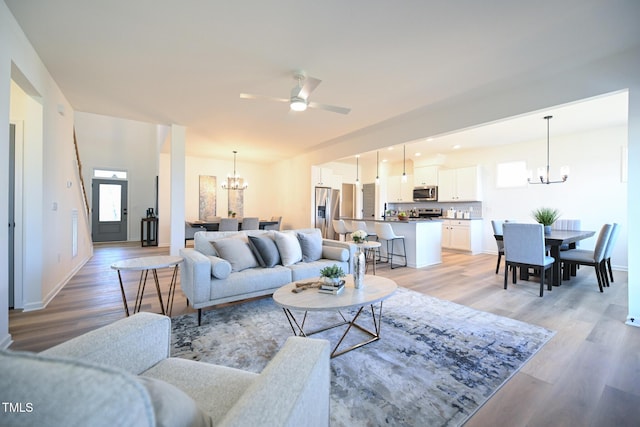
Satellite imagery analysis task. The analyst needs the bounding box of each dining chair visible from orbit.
[603,223,620,284]
[240,217,259,230]
[375,222,407,269]
[219,218,239,232]
[263,216,282,231]
[491,220,505,274]
[332,219,349,241]
[502,223,555,297]
[559,223,613,292]
[552,219,582,250]
[184,222,206,245]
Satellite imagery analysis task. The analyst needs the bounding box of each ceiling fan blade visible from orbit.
[297,76,321,99]
[240,93,289,103]
[308,101,351,115]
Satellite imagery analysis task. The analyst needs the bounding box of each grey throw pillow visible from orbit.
[297,231,323,262]
[212,238,259,272]
[248,235,281,268]
[273,231,303,266]
[207,256,232,279]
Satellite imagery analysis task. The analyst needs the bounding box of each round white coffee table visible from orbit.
[273,275,397,358]
[111,255,183,317]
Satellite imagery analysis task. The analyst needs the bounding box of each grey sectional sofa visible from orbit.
[1,312,330,427]
[180,228,355,325]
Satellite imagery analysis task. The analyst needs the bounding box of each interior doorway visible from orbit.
[91,179,128,242]
[8,124,15,309]
[341,183,355,218]
[362,183,376,219]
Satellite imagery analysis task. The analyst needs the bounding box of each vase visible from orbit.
[353,246,365,289]
[544,225,552,235]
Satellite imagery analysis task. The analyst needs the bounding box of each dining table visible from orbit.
[186,219,278,231]
[495,229,595,287]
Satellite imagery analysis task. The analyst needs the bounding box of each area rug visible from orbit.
[171,287,554,426]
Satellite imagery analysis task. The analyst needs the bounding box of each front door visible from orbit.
[92,179,128,242]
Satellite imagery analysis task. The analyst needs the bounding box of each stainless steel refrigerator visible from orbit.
[315,187,340,239]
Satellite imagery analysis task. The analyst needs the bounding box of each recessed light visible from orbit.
[426,138,434,142]
[415,152,421,156]
[453,145,461,150]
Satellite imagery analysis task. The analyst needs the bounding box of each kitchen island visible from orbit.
[343,218,443,268]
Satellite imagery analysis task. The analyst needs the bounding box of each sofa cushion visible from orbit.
[289,259,350,282]
[297,230,323,262]
[273,231,303,266]
[143,357,258,426]
[213,238,259,272]
[137,376,212,427]
[248,235,281,268]
[207,256,232,279]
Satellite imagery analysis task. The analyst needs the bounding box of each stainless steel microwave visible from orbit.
[413,186,438,201]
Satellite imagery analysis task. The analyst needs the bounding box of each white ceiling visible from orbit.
[5,1,639,164]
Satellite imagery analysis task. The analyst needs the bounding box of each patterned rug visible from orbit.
[171,287,554,426]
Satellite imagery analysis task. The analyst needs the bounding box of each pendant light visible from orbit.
[401,145,407,183]
[375,151,380,185]
[528,116,569,185]
[221,150,248,190]
[355,155,360,186]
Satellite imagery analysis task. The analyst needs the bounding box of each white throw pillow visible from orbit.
[274,231,303,266]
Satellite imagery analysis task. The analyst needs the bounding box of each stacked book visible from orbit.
[318,279,345,295]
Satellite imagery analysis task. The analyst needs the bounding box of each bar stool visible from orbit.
[332,219,349,241]
[375,223,407,269]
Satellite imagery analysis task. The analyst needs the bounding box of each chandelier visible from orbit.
[221,151,248,190]
[528,115,569,185]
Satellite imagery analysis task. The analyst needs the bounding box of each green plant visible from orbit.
[319,264,346,279]
[531,207,561,226]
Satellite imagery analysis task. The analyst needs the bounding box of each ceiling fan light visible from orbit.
[290,97,307,112]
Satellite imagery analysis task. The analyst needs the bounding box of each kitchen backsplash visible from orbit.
[388,201,483,218]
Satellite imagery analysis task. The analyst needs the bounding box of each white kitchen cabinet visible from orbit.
[437,166,482,202]
[414,165,439,186]
[386,175,413,202]
[441,219,483,254]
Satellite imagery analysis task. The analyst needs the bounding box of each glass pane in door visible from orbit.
[99,184,121,221]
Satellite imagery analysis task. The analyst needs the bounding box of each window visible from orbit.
[94,169,127,179]
[496,161,527,188]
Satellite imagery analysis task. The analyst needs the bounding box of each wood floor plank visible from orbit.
[7,244,640,425]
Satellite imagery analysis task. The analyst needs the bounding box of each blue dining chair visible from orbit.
[502,223,555,297]
[559,224,613,292]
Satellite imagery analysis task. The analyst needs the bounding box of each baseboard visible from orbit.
[21,254,91,312]
[0,333,13,350]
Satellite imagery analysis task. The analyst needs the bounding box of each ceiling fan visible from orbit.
[240,73,351,115]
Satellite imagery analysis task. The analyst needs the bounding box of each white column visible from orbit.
[169,125,186,256]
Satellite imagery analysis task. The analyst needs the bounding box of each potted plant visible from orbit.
[351,229,368,244]
[319,264,346,285]
[532,207,561,234]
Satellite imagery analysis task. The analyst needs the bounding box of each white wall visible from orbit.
[1,2,93,346]
[157,152,276,246]
[445,125,628,269]
[74,112,161,241]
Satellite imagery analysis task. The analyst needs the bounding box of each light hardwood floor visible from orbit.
[8,242,640,426]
